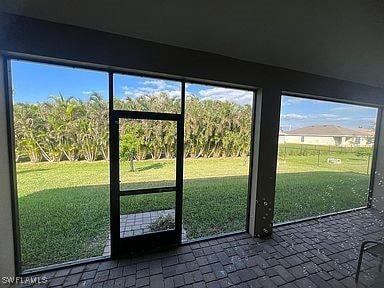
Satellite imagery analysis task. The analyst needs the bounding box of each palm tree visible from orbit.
[12,91,253,163]
[88,93,109,160]
[120,121,139,171]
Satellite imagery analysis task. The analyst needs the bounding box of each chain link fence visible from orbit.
[277,145,372,175]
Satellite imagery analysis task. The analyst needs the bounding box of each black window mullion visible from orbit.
[175,82,185,243]
[120,186,177,196]
[113,110,180,121]
[109,73,120,257]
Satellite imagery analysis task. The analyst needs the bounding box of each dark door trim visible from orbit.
[109,74,184,256]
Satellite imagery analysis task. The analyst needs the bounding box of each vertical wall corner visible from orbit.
[248,87,281,238]
[0,56,16,276]
[372,108,384,213]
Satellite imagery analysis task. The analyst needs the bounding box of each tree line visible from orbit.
[13,92,252,163]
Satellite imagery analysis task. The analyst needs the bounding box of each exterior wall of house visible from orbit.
[362,138,370,146]
[338,136,374,147]
[284,135,373,147]
[0,57,16,276]
[355,137,373,147]
[285,135,336,145]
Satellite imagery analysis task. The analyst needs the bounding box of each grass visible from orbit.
[278,142,373,154]
[275,172,368,222]
[16,150,371,269]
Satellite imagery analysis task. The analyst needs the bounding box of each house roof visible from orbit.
[354,128,375,137]
[286,125,371,137]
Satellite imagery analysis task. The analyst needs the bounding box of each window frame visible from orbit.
[275,92,381,226]
[3,53,258,274]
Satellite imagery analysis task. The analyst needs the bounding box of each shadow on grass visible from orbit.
[135,162,164,172]
[18,171,369,270]
[17,168,51,174]
[18,176,248,270]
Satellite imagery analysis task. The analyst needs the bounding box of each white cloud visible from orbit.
[141,79,166,89]
[317,114,351,120]
[282,97,319,106]
[318,113,338,118]
[120,80,252,105]
[285,98,305,104]
[281,113,350,121]
[330,105,371,112]
[197,87,253,105]
[140,79,180,91]
[281,113,308,120]
[334,117,351,121]
[122,79,181,98]
[360,117,377,121]
[82,90,104,95]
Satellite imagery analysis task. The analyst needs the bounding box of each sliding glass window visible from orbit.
[113,74,181,113]
[10,60,110,271]
[8,58,256,269]
[275,95,378,223]
[183,83,254,241]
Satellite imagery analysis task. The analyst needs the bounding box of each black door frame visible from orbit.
[109,74,185,257]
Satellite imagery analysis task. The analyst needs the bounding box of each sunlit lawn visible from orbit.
[17,154,370,269]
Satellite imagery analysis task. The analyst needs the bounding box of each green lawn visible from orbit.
[17,154,371,269]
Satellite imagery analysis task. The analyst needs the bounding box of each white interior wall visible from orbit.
[0,57,16,276]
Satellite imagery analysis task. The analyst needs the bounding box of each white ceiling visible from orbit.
[1,0,384,88]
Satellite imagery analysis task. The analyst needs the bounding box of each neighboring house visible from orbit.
[282,125,374,147]
[354,128,376,143]
[278,130,286,144]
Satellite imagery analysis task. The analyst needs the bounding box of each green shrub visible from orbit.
[149,214,175,232]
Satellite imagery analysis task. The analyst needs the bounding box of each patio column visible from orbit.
[0,57,16,276]
[372,108,384,213]
[248,86,281,238]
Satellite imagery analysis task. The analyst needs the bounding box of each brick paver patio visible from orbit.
[20,209,384,287]
[103,210,188,256]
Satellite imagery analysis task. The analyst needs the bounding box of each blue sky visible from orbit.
[11,60,377,129]
[11,60,108,103]
[12,60,253,106]
[280,96,377,130]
